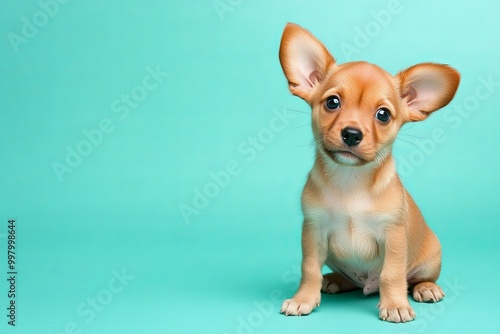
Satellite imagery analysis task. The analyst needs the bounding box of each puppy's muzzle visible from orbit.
[341,127,363,147]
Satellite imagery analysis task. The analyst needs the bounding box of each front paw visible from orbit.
[378,303,416,323]
[280,295,320,316]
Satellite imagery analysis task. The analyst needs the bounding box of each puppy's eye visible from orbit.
[375,108,391,123]
[325,96,341,110]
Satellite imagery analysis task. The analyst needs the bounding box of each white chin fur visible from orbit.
[333,152,360,165]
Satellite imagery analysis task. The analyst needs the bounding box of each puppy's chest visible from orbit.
[306,188,390,236]
[304,187,394,262]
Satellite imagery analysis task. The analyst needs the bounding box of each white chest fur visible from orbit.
[304,186,389,259]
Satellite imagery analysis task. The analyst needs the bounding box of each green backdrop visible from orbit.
[1,0,499,333]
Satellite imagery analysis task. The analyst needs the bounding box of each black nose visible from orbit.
[341,127,363,147]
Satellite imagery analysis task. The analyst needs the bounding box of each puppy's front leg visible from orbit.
[281,221,327,316]
[378,223,416,323]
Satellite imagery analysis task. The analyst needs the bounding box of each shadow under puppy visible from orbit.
[278,23,460,323]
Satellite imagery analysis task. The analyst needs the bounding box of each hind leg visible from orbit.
[410,251,445,303]
[321,272,358,294]
[413,282,445,302]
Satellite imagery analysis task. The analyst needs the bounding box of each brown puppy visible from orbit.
[278,23,460,323]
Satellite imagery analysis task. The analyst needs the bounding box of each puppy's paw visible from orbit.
[413,282,445,303]
[378,304,416,323]
[321,272,358,294]
[321,274,340,294]
[280,295,320,316]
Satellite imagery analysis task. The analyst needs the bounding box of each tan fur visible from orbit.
[278,23,460,322]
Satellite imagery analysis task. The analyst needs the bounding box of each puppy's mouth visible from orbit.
[322,147,366,166]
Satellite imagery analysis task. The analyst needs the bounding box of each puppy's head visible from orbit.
[279,23,460,166]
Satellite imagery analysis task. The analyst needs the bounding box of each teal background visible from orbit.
[1,0,499,333]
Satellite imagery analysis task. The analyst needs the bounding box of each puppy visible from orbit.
[278,23,460,323]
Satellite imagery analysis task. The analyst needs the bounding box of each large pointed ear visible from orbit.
[397,63,460,122]
[279,23,335,102]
